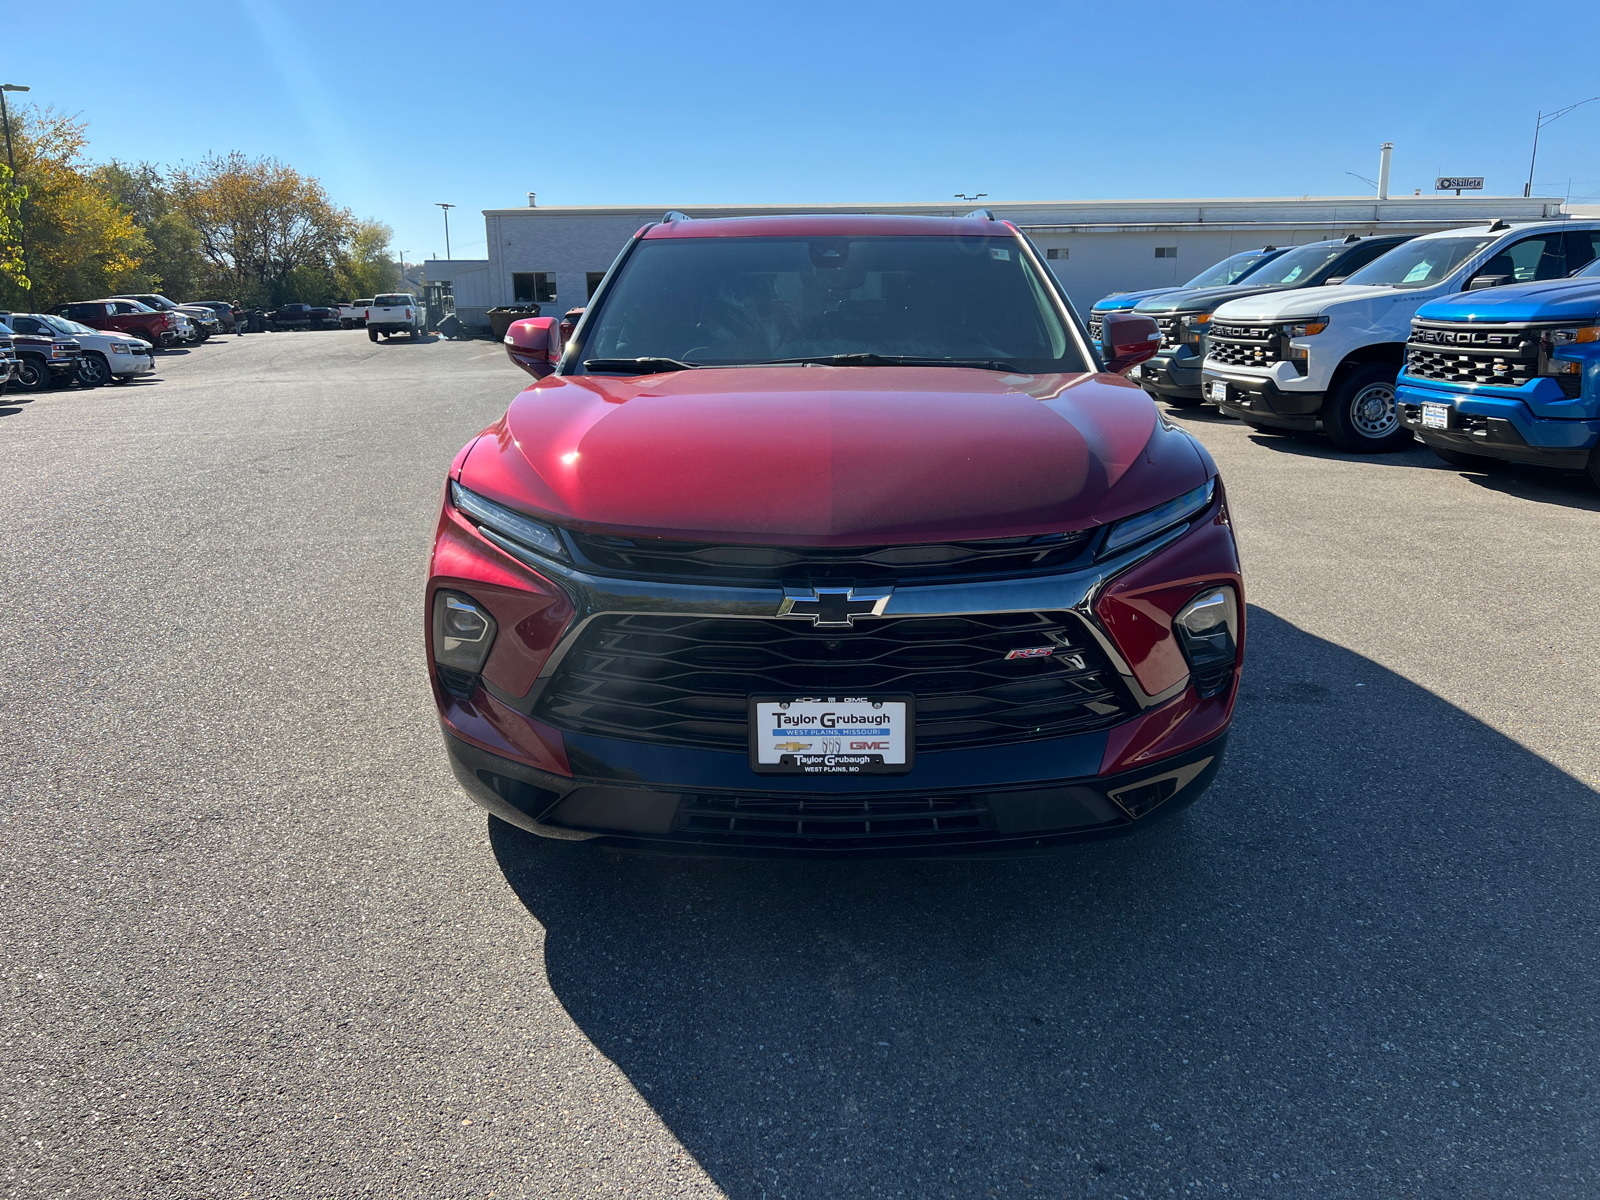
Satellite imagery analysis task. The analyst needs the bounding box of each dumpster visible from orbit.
[487,304,541,341]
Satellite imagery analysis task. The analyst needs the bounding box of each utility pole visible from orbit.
[1525,98,1599,197]
[397,250,406,292]
[1,83,32,287]
[435,203,455,260]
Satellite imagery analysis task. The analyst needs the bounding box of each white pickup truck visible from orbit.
[365,293,425,341]
[339,300,373,329]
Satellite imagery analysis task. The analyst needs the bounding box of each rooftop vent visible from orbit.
[528,192,537,207]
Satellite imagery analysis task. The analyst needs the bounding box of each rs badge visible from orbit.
[1004,647,1055,660]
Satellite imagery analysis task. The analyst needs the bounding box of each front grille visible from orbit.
[1088,313,1103,344]
[534,611,1134,753]
[567,530,1092,585]
[1207,322,1284,369]
[678,793,994,849]
[1155,316,1181,346]
[1406,321,1540,388]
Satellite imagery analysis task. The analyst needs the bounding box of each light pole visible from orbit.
[397,250,406,292]
[1525,98,1599,197]
[954,192,988,203]
[435,203,455,259]
[1,83,32,287]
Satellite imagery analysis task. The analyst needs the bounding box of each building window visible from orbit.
[1155,247,1178,258]
[512,272,557,303]
[586,272,606,299]
[1046,248,1067,260]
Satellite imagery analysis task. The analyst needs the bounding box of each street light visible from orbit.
[1,83,31,286]
[954,192,988,203]
[397,250,407,292]
[435,203,456,259]
[1524,98,1599,197]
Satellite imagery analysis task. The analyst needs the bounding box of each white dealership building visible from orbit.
[427,193,1569,331]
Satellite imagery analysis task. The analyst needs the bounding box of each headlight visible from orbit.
[431,590,498,697]
[1101,478,1215,555]
[110,343,131,354]
[1173,585,1239,696]
[1544,326,1600,346]
[450,480,570,563]
[1180,312,1213,346]
[1284,318,1328,338]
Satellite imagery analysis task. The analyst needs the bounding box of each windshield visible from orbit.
[578,235,1086,373]
[1343,236,1497,289]
[1183,249,1282,289]
[37,314,88,335]
[120,300,155,312]
[1240,243,1345,288]
[374,294,412,306]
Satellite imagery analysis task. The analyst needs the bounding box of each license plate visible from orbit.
[1209,381,1228,403]
[750,696,914,775]
[1422,403,1450,430]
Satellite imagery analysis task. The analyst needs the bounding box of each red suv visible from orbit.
[428,213,1244,855]
[52,300,173,348]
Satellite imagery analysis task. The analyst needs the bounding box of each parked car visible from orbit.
[52,299,174,348]
[366,293,424,340]
[268,303,339,331]
[430,211,1242,855]
[16,312,156,385]
[339,300,373,329]
[1086,246,1290,349]
[1202,219,1600,452]
[0,322,18,397]
[1132,235,1411,407]
[1394,258,1600,487]
[185,301,238,333]
[111,294,219,341]
[0,311,83,391]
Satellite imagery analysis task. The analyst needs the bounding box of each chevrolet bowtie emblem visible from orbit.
[777,584,893,628]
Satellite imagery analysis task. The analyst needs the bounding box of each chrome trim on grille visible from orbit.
[471,515,1202,718]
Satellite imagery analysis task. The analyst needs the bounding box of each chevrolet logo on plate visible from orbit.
[776,584,894,628]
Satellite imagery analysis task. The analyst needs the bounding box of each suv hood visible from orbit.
[1212,284,1417,322]
[1416,277,1600,324]
[1090,286,1186,314]
[1132,281,1305,316]
[458,367,1210,544]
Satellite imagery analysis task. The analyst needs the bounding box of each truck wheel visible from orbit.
[78,352,111,387]
[411,326,423,341]
[1587,446,1600,492]
[368,327,379,342]
[1431,445,1501,471]
[1322,364,1412,453]
[14,356,50,392]
[341,319,353,330]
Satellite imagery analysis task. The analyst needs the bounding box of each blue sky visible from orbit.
[13,0,1600,264]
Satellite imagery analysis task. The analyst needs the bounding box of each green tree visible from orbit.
[0,108,148,309]
[169,152,354,306]
[92,161,207,298]
[336,218,398,300]
[0,162,25,292]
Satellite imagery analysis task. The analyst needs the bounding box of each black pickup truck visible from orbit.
[267,303,339,331]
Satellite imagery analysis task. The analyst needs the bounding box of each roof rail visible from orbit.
[965,208,996,220]
[1487,218,1511,232]
[662,210,690,223]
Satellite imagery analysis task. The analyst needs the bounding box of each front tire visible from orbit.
[341,318,353,330]
[78,352,111,387]
[1322,364,1412,453]
[14,357,50,392]
[1587,446,1600,492]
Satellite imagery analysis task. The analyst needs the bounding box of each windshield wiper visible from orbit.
[750,353,1021,371]
[582,357,699,374]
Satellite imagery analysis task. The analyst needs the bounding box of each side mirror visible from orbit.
[1467,274,1513,292]
[1101,312,1161,376]
[505,316,561,378]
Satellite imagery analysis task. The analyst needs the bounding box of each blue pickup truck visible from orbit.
[1396,259,1600,489]
[1086,246,1287,349]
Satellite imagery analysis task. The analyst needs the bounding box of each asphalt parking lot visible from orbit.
[4,331,1599,1199]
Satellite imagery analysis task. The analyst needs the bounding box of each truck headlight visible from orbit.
[1181,311,1212,347]
[1284,318,1328,338]
[1174,585,1238,696]
[1545,326,1600,346]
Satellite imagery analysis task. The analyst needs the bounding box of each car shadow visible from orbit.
[376,333,438,345]
[488,606,1600,1197]
[1453,462,1600,511]
[1243,430,1442,466]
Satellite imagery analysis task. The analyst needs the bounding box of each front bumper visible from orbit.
[445,724,1228,857]
[111,351,157,377]
[1203,368,1325,431]
[1396,378,1599,468]
[1133,348,1204,399]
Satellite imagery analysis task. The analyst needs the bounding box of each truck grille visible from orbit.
[567,531,1091,585]
[1087,314,1103,344]
[1406,321,1540,388]
[1206,322,1283,368]
[1155,316,1181,346]
[534,611,1134,753]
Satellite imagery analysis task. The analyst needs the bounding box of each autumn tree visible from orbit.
[0,108,148,309]
[91,161,207,299]
[0,163,24,292]
[336,218,399,300]
[169,152,354,306]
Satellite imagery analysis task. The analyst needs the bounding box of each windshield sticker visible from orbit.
[1403,262,1432,284]
[990,248,1011,261]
